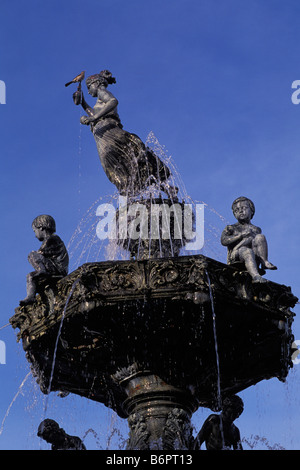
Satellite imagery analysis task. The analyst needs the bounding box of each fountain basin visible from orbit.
[10,254,297,448]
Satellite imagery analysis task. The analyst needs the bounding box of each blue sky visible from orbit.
[0,0,300,450]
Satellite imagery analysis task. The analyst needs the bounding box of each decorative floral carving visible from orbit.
[149,261,180,289]
[99,264,144,292]
[127,413,150,450]
[164,408,194,450]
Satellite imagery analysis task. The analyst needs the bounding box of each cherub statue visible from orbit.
[194,395,244,450]
[71,69,178,199]
[221,197,277,283]
[19,215,69,306]
[37,419,86,450]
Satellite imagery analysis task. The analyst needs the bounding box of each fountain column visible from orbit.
[112,369,196,450]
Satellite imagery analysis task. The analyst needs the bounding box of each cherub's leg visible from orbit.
[19,272,38,305]
[238,246,266,283]
[252,234,277,270]
[20,253,54,306]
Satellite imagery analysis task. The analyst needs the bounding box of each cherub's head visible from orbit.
[37,419,61,443]
[232,196,255,223]
[32,214,56,241]
[222,395,244,421]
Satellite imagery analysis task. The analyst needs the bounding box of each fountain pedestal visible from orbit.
[114,371,196,450]
[10,254,297,450]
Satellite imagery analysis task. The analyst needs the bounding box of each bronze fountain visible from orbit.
[10,70,298,450]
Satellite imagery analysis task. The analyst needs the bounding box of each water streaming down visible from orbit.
[77,107,84,218]
[242,435,286,450]
[42,277,81,419]
[0,371,32,437]
[205,270,225,449]
[81,412,127,450]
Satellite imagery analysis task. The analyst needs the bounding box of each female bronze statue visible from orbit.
[73,70,177,198]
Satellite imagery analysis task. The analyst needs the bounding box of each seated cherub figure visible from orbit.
[194,395,244,450]
[20,215,69,306]
[221,197,277,283]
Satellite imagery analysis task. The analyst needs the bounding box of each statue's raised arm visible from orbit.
[70,70,178,198]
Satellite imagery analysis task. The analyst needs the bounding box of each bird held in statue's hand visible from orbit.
[65,71,85,87]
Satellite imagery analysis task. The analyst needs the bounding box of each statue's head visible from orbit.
[32,214,56,234]
[86,70,116,91]
[232,196,255,222]
[37,419,61,443]
[222,395,244,421]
